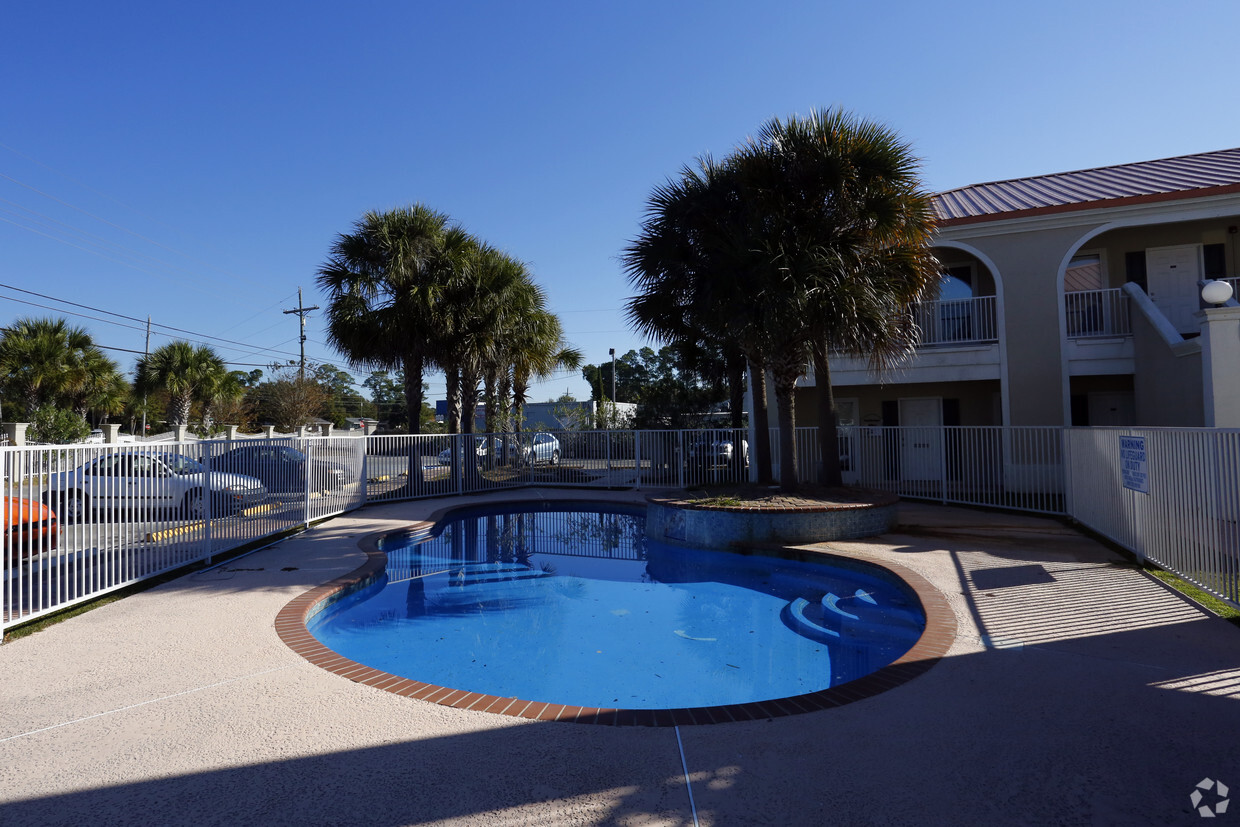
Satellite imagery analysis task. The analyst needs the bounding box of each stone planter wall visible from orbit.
[646,492,898,549]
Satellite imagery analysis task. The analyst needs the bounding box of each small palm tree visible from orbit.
[135,341,231,427]
[0,317,122,420]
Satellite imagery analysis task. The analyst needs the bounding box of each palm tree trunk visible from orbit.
[402,354,425,435]
[170,393,193,427]
[813,343,843,488]
[747,355,773,483]
[446,368,462,434]
[461,365,481,435]
[726,352,746,430]
[512,375,529,437]
[770,350,803,491]
[482,372,499,435]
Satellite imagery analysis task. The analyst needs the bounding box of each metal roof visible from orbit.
[933,147,1240,223]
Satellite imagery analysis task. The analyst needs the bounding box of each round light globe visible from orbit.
[1201,280,1234,305]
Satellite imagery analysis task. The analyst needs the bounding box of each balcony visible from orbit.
[1064,287,1133,375]
[809,294,1001,387]
[1065,288,1131,338]
[914,295,998,346]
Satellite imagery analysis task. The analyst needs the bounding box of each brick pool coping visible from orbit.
[274,498,957,726]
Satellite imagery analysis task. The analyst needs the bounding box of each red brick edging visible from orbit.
[274,504,957,726]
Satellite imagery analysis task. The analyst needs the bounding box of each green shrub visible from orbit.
[30,405,90,444]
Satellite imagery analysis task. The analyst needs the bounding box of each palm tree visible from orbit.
[623,156,778,483]
[134,341,231,427]
[0,317,123,420]
[317,205,454,435]
[506,308,582,436]
[734,109,940,486]
[626,110,938,490]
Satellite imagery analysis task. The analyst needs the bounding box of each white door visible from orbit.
[899,398,942,481]
[1147,245,1201,335]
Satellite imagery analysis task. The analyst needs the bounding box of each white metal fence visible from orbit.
[1066,427,1240,606]
[5,424,1238,632]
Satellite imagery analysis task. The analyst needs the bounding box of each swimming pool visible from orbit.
[306,502,928,714]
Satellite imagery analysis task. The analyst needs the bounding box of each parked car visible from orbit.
[438,437,522,466]
[521,432,561,466]
[4,497,58,562]
[43,452,267,523]
[212,442,351,494]
[688,431,748,467]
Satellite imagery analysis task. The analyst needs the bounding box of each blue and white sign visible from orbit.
[1119,436,1149,494]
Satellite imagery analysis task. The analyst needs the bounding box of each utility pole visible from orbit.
[141,316,150,436]
[609,348,617,403]
[283,287,319,381]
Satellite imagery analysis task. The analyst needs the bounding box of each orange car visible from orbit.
[4,497,59,563]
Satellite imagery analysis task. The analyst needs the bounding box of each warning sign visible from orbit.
[1119,436,1149,494]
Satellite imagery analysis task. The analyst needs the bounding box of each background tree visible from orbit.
[250,365,330,431]
[134,341,232,427]
[363,370,408,430]
[0,317,124,424]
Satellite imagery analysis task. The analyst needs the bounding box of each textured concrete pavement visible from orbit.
[1,491,1238,826]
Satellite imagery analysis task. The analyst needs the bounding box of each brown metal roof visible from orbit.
[933,147,1240,224]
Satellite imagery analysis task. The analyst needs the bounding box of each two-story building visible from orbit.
[797,147,1240,432]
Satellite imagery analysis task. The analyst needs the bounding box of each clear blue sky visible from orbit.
[4,0,1238,405]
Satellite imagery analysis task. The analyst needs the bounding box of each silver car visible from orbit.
[522,432,561,465]
[43,452,267,523]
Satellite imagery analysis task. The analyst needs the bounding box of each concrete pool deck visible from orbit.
[2,489,1238,825]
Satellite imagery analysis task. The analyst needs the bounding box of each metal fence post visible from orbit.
[302,436,312,529]
[677,430,685,489]
[361,434,370,508]
[939,426,948,505]
[203,442,214,565]
[634,430,641,490]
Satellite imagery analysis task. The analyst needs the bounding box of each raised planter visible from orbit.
[645,490,898,548]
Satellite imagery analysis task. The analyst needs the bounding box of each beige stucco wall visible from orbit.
[942,223,1106,426]
[1129,309,1203,426]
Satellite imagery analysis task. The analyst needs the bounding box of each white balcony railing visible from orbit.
[914,295,998,346]
[1065,288,1131,338]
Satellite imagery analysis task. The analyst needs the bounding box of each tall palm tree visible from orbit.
[317,205,454,435]
[626,110,938,490]
[735,109,940,486]
[623,156,778,483]
[134,341,231,427]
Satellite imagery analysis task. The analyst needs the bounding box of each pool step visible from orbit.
[452,563,545,586]
[784,590,923,644]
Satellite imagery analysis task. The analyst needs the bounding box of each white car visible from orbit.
[689,431,749,467]
[43,452,267,523]
[438,437,521,466]
[522,432,561,465]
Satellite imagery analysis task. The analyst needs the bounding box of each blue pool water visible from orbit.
[308,503,925,710]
